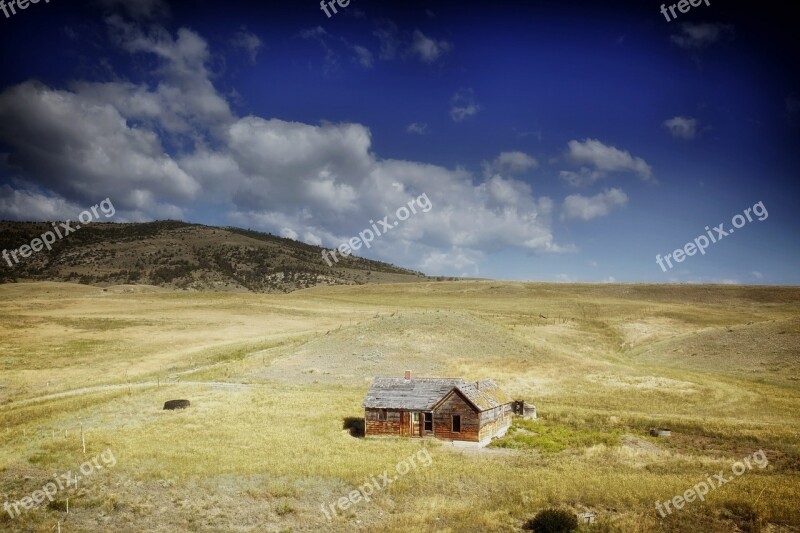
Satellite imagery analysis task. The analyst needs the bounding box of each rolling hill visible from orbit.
[0,220,431,292]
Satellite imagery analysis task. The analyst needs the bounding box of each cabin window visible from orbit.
[452,415,461,433]
[424,412,433,431]
[378,409,387,421]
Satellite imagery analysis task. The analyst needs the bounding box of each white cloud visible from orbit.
[0,185,84,221]
[281,227,299,240]
[663,116,699,140]
[670,23,734,51]
[752,271,764,279]
[0,17,576,277]
[351,45,374,68]
[0,81,201,209]
[450,89,480,122]
[563,139,653,183]
[483,151,538,177]
[419,248,483,276]
[406,122,428,135]
[105,16,234,130]
[298,26,339,73]
[559,167,605,187]
[562,188,629,221]
[411,30,452,63]
[373,20,399,60]
[299,26,327,40]
[669,276,741,285]
[231,28,263,63]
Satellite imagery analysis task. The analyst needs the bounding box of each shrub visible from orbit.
[722,501,764,533]
[275,501,295,516]
[523,508,578,533]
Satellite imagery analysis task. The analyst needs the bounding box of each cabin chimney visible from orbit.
[404,370,412,380]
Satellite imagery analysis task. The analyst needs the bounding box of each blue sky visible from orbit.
[0,0,798,284]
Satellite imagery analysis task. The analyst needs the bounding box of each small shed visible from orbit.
[512,400,537,419]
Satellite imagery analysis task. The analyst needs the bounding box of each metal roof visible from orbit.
[363,376,511,411]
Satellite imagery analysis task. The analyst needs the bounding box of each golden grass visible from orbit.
[0,280,798,532]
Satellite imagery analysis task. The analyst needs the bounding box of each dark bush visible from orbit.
[723,501,763,533]
[523,508,578,533]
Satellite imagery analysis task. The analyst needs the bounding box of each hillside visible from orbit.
[0,220,429,293]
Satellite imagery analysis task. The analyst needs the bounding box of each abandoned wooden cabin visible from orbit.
[363,371,513,447]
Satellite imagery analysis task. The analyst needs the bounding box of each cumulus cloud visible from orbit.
[668,276,741,285]
[0,17,578,274]
[231,28,263,63]
[663,116,699,139]
[450,89,480,122]
[105,16,234,131]
[351,45,374,68]
[559,168,606,187]
[562,188,629,221]
[0,185,85,221]
[670,23,734,51]
[419,248,483,276]
[373,20,399,60]
[305,29,342,72]
[0,81,200,209]
[483,151,538,177]
[562,139,653,184]
[411,30,452,63]
[406,123,428,135]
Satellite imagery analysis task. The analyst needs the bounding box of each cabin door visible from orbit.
[400,411,410,437]
[412,412,421,437]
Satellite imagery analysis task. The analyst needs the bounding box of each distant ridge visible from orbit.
[0,220,430,293]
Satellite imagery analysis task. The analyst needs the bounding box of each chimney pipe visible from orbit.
[404,370,412,380]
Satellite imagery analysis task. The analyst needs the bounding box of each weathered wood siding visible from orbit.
[478,403,513,441]
[365,408,403,437]
[432,391,480,442]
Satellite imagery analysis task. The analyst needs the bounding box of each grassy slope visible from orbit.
[0,221,427,292]
[0,281,798,532]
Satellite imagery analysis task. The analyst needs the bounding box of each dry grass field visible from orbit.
[0,281,798,532]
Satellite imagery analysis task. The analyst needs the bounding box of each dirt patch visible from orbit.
[621,434,662,454]
[255,310,536,385]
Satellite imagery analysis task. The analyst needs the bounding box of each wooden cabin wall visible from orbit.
[432,393,480,442]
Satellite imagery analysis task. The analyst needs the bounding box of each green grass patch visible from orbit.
[491,417,622,453]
